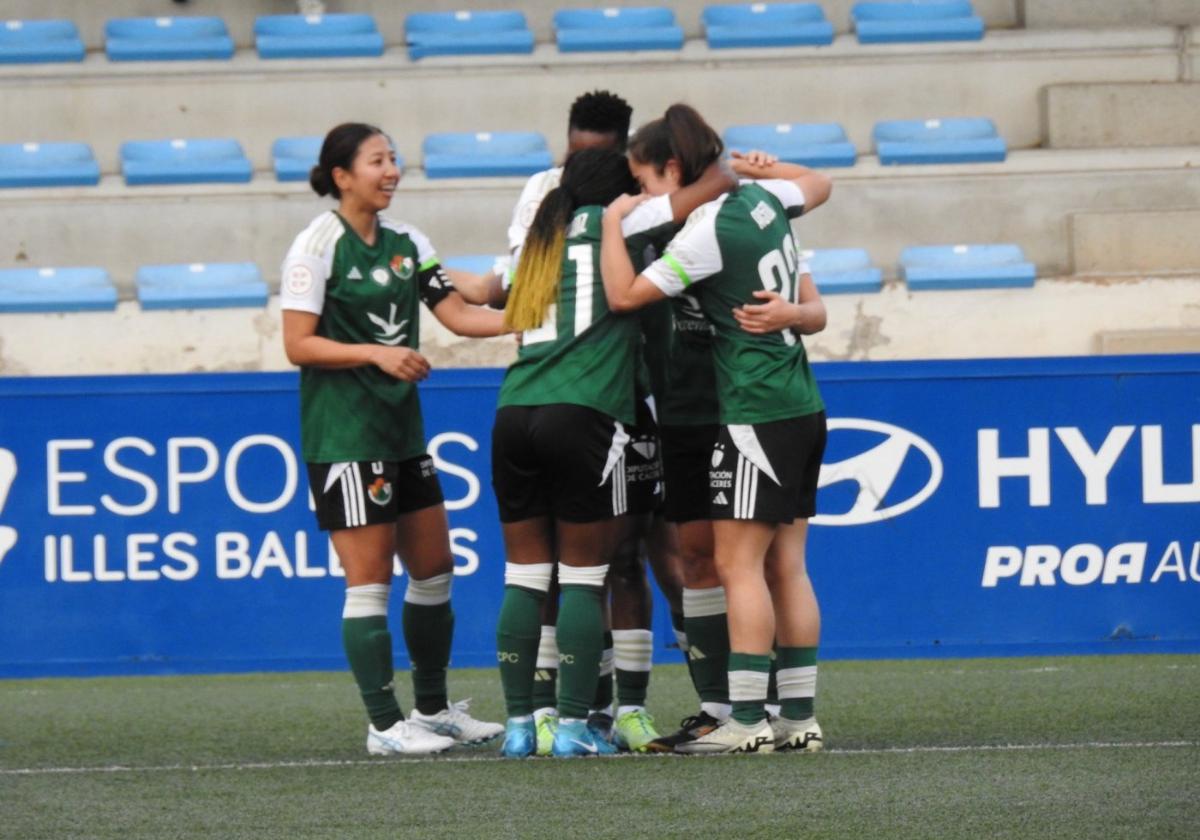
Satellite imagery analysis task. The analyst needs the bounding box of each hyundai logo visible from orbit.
[812,419,942,526]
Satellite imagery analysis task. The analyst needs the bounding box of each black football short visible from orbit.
[660,422,719,523]
[306,456,443,531]
[624,397,665,517]
[708,412,826,523]
[492,403,631,523]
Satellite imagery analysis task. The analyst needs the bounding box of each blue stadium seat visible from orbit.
[554,7,684,53]
[900,244,1035,290]
[136,262,268,310]
[723,123,856,168]
[406,10,535,59]
[105,17,235,61]
[423,132,553,179]
[0,142,100,188]
[0,267,117,313]
[120,139,253,186]
[702,3,834,48]
[255,14,385,59]
[852,1,984,44]
[0,19,85,63]
[272,136,323,182]
[804,248,883,293]
[874,117,1006,164]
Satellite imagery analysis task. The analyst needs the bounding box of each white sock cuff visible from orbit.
[674,628,689,653]
[505,562,554,592]
[729,669,769,703]
[404,572,452,606]
[558,563,609,588]
[777,665,818,699]
[683,586,727,618]
[343,583,390,619]
[612,629,654,672]
[536,626,560,669]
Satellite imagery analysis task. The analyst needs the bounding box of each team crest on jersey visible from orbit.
[367,477,393,507]
[390,254,415,280]
[750,201,777,230]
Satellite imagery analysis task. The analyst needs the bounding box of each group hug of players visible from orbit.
[280,91,832,758]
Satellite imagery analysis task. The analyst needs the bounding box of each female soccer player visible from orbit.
[280,122,506,755]
[600,131,832,754]
[492,147,733,757]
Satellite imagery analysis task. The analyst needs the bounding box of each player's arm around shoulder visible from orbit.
[600,194,669,313]
[728,150,832,214]
[732,272,827,337]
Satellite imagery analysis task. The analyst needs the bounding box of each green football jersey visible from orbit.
[642,180,824,425]
[639,293,720,427]
[280,211,453,463]
[499,196,676,426]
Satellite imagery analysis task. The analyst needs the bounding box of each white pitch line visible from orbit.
[1,740,1196,776]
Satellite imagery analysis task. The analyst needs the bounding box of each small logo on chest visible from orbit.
[750,201,777,229]
[390,254,415,280]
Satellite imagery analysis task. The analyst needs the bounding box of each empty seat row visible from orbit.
[0,2,985,64]
[0,120,1007,188]
[449,243,1035,294]
[0,243,1034,314]
[0,263,267,313]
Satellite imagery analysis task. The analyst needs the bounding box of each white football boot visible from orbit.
[408,699,505,745]
[367,719,456,755]
[675,717,775,755]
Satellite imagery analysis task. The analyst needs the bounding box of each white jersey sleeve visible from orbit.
[280,211,341,315]
[641,197,726,298]
[507,167,563,252]
[743,178,806,218]
[620,193,673,238]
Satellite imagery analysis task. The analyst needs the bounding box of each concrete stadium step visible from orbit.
[1024,0,1200,28]
[1,146,1197,295]
[5,0,1021,48]
[3,272,1198,376]
[1070,208,1200,275]
[1044,83,1200,149]
[0,27,1181,172]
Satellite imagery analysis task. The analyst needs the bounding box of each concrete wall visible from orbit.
[0,29,1181,171]
[3,273,1198,376]
[1070,208,1200,274]
[7,0,1020,48]
[1044,83,1200,147]
[1024,0,1200,28]
[3,146,1197,295]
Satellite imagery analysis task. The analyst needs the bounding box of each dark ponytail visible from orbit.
[309,122,385,199]
[627,103,723,187]
[505,148,637,332]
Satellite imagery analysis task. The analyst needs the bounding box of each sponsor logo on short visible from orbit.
[631,439,657,461]
[420,459,437,478]
[812,418,943,527]
[367,478,393,507]
[712,491,729,506]
[711,443,726,469]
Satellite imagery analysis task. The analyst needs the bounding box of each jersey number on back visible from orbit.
[522,243,596,346]
[756,233,800,347]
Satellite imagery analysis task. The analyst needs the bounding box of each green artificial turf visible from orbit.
[2,656,1197,839]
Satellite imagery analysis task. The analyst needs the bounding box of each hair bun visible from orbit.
[309,164,334,197]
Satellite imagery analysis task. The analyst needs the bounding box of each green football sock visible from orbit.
[532,625,558,711]
[496,585,545,718]
[593,630,614,712]
[728,651,771,726]
[777,646,818,720]
[683,612,730,704]
[342,615,403,730]
[402,600,453,715]
[556,585,605,719]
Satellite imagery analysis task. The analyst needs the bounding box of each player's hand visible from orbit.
[371,346,431,381]
[732,290,801,334]
[605,192,649,220]
[729,149,778,176]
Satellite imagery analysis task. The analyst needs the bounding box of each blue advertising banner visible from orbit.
[0,355,1197,677]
